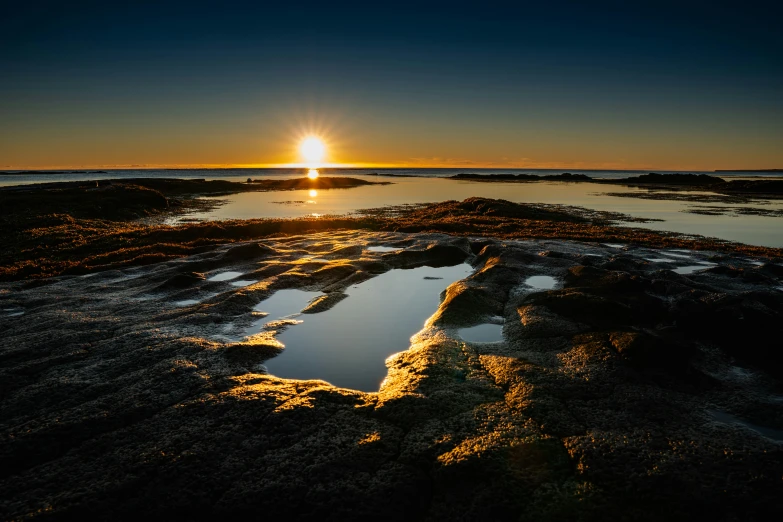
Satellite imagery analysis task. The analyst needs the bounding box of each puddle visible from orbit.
[644,258,676,263]
[175,299,201,307]
[604,243,625,249]
[367,246,401,252]
[230,280,257,287]
[709,410,783,442]
[208,271,244,282]
[458,323,503,343]
[2,308,24,317]
[247,289,324,334]
[263,263,473,391]
[661,252,693,259]
[674,264,717,275]
[524,275,557,290]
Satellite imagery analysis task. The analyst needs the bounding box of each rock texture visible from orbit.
[1,231,782,520]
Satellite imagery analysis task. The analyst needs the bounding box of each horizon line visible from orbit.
[2,163,781,173]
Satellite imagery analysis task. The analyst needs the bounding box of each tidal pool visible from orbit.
[262,263,473,391]
[208,271,244,282]
[674,264,717,275]
[246,289,324,335]
[524,275,557,290]
[174,299,201,307]
[230,279,257,287]
[458,323,504,343]
[661,251,693,259]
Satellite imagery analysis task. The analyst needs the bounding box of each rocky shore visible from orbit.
[1,231,782,520]
[1,181,782,520]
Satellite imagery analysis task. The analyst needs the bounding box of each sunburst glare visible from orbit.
[300,137,326,163]
[307,169,319,179]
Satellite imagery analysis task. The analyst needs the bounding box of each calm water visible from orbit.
[2,167,782,187]
[458,323,504,343]
[176,175,783,247]
[261,264,474,391]
[4,168,783,247]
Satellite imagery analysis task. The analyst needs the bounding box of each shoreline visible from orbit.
[2,177,782,281]
[2,178,782,520]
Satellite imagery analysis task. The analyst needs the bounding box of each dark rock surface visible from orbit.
[1,232,782,520]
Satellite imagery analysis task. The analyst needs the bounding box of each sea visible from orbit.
[2,168,782,247]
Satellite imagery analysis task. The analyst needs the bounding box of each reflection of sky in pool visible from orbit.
[207,271,244,282]
[366,246,401,252]
[458,323,503,343]
[262,264,473,392]
[524,275,557,290]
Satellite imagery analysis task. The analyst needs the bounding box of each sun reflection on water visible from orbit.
[307,169,319,179]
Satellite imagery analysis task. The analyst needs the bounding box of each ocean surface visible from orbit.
[3,168,782,247]
[1,167,782,187]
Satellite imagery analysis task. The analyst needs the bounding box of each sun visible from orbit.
[300,136,326,163]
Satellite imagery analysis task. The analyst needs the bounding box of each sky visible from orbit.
[1,1,782,170]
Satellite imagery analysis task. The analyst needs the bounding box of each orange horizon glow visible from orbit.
[5,160,777,172]
[3,115,779,172]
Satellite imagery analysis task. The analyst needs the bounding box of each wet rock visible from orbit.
[328,244,364,258]
[524,290,635,330]
[301,292,348,314]
[157,271,206,289]
[222,241,276,261]
[608,330,695,371]
[429,281,505,327]
[469,238,494,254]
[1,231,782,520]
[757,262,783,278]
[564,265,643,293]
[223,338,283,367]
[390,244,470,268]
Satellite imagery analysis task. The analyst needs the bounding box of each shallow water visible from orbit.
[524,275,557,290]
[4,167,780,246]
[174,299,201,307]
[262,264,473,391]
[246,289,324,335]
[674,264,717,275]
[458,323,504,343]
[165,176,783,247]
[3,167,781,188]
[366,246,401,252]
[229,279,257,287]
[207,271,244,282]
